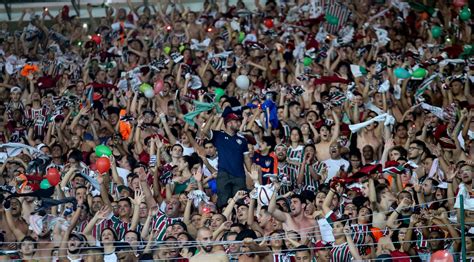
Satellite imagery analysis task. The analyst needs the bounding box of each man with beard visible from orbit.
[274,144,298,194]
[148,195,183,241]
[190,227,228,262]
[268,184,315,243]
[204,113,252,208]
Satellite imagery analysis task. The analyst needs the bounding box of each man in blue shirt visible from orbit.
[206,113,252,208]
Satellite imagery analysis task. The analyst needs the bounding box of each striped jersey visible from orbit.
[271,253,293,262]
[287,145,304,172]
[151,212,183,241]
[330,243,352,262]
[277,163,298,194]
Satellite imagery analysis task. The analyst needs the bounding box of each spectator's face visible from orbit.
[257,209,271,227]
[329,143,340,158]
[290,105,301,117]
[165,198,180,217]
[92,197,103,213]
[171,145,183,158]
[236,205,249,221]
[210,214,224,231]
[332,221,344,236]
[389,149,401,161]
[275,146,287,161]
[290,198,304,216]
[428,231,443,251]
[131,177,140,191]
[344,203,357,218]
[362,146,374,160]
[408,143,422,159]
[68,235,83,253]
[73,176,85,187]
[396,125,408,138]
[139,203,148,218]
[295,250,311,262]
[290,129,300,143]
[277,199,289,212]
[316,249,330,262]
[101,229,116,244]
[422,180,434,196]
[118,200,131,217]
[460,165,473,184]
[109,113,119,125]
[191,214,201,228]
[10,198,22,216]
[124,231,138,246]
[320,126,330,140]
[75,188,87,203]
[172,224,185,237]
[204,143,216,157]
[21,240,35,256]
[227,234,239,253]
[197,229,213,253]
[269,232,283,248]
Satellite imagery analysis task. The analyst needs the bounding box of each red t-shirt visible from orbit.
[390,250,410,262]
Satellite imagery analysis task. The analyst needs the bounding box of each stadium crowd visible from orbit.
[0,0,473,261]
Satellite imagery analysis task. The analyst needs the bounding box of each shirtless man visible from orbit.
[186,12,203,41]
[268,183,315,243]
[0,198,28,250]
[190,227,228,262]
[315,111,340,161]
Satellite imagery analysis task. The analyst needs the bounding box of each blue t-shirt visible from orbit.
[211,130,248,177]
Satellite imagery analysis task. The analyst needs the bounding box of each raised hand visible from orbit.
[131,190,145,205]
[248,164,260,182]
[96,206,111,220]
[233,190,247,202]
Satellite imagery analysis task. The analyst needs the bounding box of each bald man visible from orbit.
[190,227,229,262]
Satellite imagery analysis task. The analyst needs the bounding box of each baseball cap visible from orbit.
[224,113,241,124]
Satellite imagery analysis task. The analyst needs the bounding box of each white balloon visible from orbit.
[236,75,250,89]
[144,88,155,98]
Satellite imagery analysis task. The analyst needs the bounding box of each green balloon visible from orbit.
[139,83,152,93]
[412,68,427,78]
[431,26,442,38]
[460,7,471,21]
[238,32,245,43]
[464,45,473,52]
[326,14,339,25]
[164,46,171,55]
[95,145,112,157]
[303,57,312,66]
[215,88,225,101]
[40,179,51,189]
[179,45,185,53]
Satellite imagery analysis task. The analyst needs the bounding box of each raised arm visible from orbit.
[268,183,289,223]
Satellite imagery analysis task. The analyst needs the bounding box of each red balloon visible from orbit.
[45,168,61,186]
[154,79,164,93]
[453,0,466,8]
[91,34,101,45]
[96,157,111,174]
[430,250,454,262]
[264,19,274,28]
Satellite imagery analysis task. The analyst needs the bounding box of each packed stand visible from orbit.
[0,0,473,261]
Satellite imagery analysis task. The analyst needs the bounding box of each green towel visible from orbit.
[183,100,222,126]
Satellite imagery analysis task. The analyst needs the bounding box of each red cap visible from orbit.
[224,113,241,124]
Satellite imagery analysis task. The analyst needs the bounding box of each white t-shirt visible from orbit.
[323,158,349,183]
[203,156,218,177]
